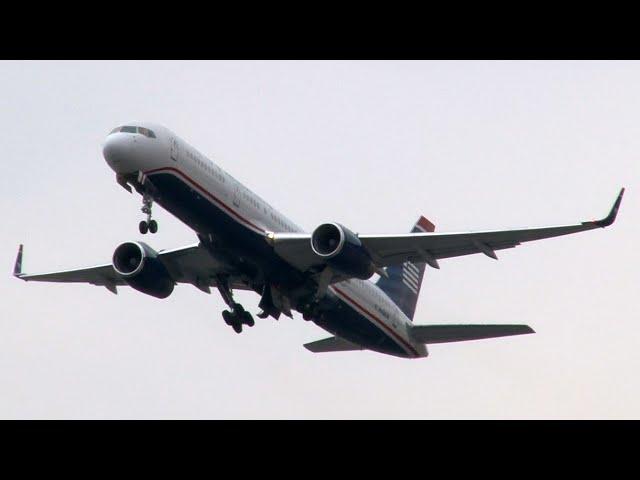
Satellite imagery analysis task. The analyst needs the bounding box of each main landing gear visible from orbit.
[139,192,158,234]
[222,304,255,333]
[298,295,322,322]
[216,277,255,334]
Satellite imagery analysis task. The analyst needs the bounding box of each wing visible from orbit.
[271,188,624,274]
[13,243,250,294]
[410,324,534,344]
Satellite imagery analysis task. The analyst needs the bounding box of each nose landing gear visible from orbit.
[138,193,158,234]
[139,219,157,234]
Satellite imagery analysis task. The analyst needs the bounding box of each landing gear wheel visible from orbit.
[242,311,255,327]
[148,219,158,234]
[139,221,148,234]
[216,278,249,333]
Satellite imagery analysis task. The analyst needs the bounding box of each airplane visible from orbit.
[13,122,625,358]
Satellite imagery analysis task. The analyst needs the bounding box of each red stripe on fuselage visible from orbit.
[144,166,266,234]
[145,166,418,356]
[332,287,419,357]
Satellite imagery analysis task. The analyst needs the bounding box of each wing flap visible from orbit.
[410,324,535,344]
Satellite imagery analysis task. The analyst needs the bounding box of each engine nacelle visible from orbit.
[310,223,375,279]
[112,241,175,299]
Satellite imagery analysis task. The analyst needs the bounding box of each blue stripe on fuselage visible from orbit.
[146,169,414,358]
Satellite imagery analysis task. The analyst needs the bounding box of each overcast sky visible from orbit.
[0,61,637,419]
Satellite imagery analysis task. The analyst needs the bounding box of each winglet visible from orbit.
[592,187,625,228]
[13,244,24,278]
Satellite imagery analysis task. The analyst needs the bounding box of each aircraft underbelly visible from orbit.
[147,170,413,358]
[314,298,411,357]
[148,172,303,286]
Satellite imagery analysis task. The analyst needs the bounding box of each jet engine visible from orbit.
[112,241,175,298]
[310,223,375,279]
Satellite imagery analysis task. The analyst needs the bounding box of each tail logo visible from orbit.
[402,261,420,294]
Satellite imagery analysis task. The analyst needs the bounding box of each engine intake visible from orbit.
[310,223,375,279]
[311,223,345,258]
[113,242,145,276]
[112,241,175,298]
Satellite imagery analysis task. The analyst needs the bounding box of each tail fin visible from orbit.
[375,216,434,320]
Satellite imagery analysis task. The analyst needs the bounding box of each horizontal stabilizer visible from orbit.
[304,336,363,353]
[410,324,534,344]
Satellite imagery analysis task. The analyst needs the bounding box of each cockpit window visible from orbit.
[138,127,156,138]
[109,126,156,138]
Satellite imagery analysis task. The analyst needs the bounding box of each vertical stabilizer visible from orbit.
[375,217,434,320]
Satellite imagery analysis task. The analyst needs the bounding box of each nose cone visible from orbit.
[103,133,134,173]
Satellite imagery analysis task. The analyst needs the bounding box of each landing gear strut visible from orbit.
[216,277,254,333]
[139,192,158,234]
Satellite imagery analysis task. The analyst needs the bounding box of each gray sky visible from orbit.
[0,61,637,419]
